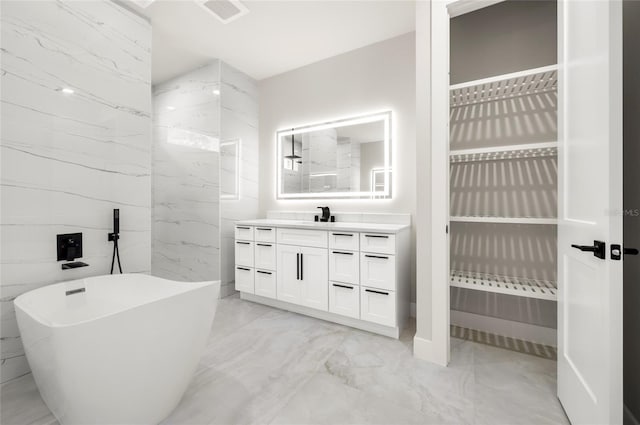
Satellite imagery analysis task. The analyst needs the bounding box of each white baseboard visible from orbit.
[625,404,640,425]
[241,292,400,338]
[451,310,557,347]
[413,335,448,366]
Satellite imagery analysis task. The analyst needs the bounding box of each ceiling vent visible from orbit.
[195,0,249,24]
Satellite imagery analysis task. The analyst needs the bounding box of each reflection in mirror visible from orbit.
[277,111,392,199]
[220,139,240,200]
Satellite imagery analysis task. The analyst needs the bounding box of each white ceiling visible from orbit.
[130,0,416,84]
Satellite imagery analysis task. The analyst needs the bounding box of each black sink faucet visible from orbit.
[317,206,331,222]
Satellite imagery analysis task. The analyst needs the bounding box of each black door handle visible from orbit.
[296,253,300,280]
[571,240,606,259]
[625,247,639,255]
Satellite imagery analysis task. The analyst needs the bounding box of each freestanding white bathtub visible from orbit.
[14,273,220,425]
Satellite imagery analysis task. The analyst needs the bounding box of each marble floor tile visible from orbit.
[269,372,436,425]
[1,296,569,425]
[323,330,475,424]
[205,293,274,344]
[0,374,58,425]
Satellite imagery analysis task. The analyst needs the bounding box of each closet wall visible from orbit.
[449,1,558,342]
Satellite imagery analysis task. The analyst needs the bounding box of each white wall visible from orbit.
[0,0,152,383]
[258,33,417,300]
[219,62,260,298]
[152,63,221,283]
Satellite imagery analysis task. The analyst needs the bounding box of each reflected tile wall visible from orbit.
[0,1,152,383]
[219,62,259,297]
[152,63,221,282]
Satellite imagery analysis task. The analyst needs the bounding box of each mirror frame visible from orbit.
[276,110,392,199]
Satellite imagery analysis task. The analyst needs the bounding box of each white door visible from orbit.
[277,245,302,305]
[557,0,623,423]
[300,246,328,311]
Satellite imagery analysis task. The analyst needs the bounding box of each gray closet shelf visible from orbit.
[449,64,558,107]
[449,270,557,301]
[449,142,558,163]
[450,216,557,225]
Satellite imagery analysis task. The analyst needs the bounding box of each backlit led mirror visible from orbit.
[277,111,392,199]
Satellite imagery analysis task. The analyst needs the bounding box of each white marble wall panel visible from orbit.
[219,62,259,297]
[0,0,152,383]
[152,63,221,283]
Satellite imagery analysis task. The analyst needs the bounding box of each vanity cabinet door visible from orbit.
[255,243,276,270]
[360,287,396,327]
[300,246,329,311]
[329,250,359,284]
[235,266,254,293]
[255,270,276,299]
[329,282,359,319]
[235,241,254,267]
[277,245,303,305]
[360,253,396,291]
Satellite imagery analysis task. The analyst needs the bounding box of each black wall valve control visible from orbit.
[57,233,83,261]
[57,233,89,270]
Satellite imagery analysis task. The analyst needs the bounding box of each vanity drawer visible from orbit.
[235,225,254,241]
[255,242,276,270]
[329,231,359,251]
[254,226,276,243]
[360,253,395,291]
[360,286,396,327]
[276,228,328,248]
[329,282,359,319]
[329,250,359,284]
[360,233,395,255]
[255,270,276,299]
[235,266,254,293]
[235,241,254,267]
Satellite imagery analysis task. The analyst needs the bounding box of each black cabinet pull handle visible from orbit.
[332,283,354,289]
[236,226,251,230]
[296,253,300,280]
[256,228,272,231]
[624,247,639,255]
[300,253,303,280]
[365,289,389,295]
[365,234,389,239]
[571,240,606,259]
[257,270,272,275]
[332,251,353,256]
[237,267,250,271]
[332,233,353,237]
[236,241,250,245]
[257,243,272,247]
[365,254,388,259]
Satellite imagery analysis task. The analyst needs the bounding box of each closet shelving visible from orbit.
[449,65,558,301]
[449,216,557,225]
[449,142,558,163]
[450,270,557,301]
[449,64,557,107]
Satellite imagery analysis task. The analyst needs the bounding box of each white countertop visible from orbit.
[235,219,409,234]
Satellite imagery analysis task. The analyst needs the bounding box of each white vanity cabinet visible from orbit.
[234,219,410,339]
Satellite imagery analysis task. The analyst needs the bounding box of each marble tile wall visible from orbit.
[219,62,259,297]
[152,63,221,282]
[0,0,152,383]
